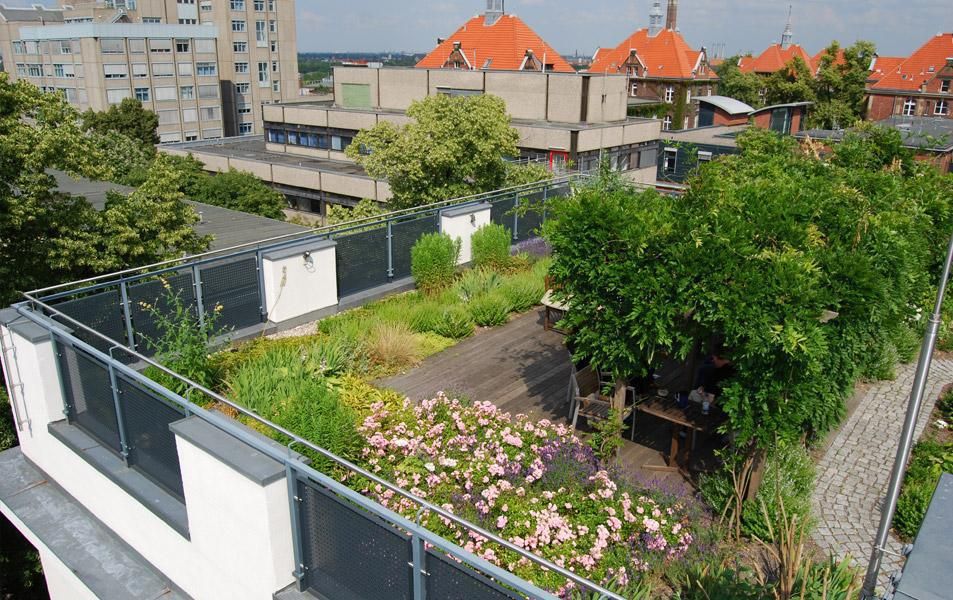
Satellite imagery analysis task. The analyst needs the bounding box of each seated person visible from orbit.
[688,348,734,407]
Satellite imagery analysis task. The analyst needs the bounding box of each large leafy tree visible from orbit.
[82,97,159,147]
[763,56,817,107]
[715,57,765,107]
[346,94,520,209]
[809,40,877,129]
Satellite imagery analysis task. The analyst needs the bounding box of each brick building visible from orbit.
[866,33,953,121]
[588,0,717,131]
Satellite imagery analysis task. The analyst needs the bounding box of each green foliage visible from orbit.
[0,388,14,452]
[467,291,512,327]
[741,444,816,541]
[894,439,953,539]
[347,94,520,209]
[82,97,159,147]
[88,130,153,186]
[793,555,862,600]
[714,57,765,107]
[503,162,553,188]
[430,306,475,339]
[809,40,877,129]
[763,56,817,107]
[325,198,387,226]
[546,126,953,447]
[188,167,287,220]
[938,388,953,423]
[498,270,546,312]
[411,233,460,293]
[586,408,626,461]
[471,223,513,271]
[676,559,771,600]
[455,268,502,302]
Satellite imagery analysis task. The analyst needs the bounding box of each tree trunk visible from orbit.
[612,378,627,416]
[744,447,768,502]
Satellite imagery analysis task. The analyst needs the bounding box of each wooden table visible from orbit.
[635,395,720,473]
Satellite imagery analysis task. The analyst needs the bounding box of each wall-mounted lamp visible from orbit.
[470,213,477,226]
[303,250,313,268]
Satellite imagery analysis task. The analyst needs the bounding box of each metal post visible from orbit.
[386,220,394,279]
[512,191,519,241]
[286,463,307,592]
[255,250,267,322]
[119,280,136,350]
[542,183,549,225]
[191,265,206,330]
[861,227,953,598]
[411,533,427,600]
[106,351,131,466]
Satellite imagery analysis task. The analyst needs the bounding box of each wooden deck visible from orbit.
[377,309,699,488]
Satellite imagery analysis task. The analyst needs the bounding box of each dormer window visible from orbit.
[942,80,951,93]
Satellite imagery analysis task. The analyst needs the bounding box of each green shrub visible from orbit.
[894,439,953,539]
[471,223,512,270]
[411,233,460,293]
[794,555,861,599]
[937,388,953,423]
[861,340,899,382]
[455,268,502,302]
[431,306,475,339]
[468,291,512,327]
[742,443,815,541]
[407,300,442,333]
[308,336,361,376]
[676,560,770,600]
[498,270,545,312]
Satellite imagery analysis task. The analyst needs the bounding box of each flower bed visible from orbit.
[349,394,693,595]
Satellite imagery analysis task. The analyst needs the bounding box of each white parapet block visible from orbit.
[440,202,492,265]
[261,239,338,324]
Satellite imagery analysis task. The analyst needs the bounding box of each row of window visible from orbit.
[159,129,222,143]
[266,126,354,152]
[12,40,78,55]
[577,143,657,173]
[661,147,715,175]
[154,105,222,123]
[100,38,216,55]
[229,0,277,11]
[98,61,217,79]
[129,84,220,102]
[902,96,950,116]
[38,85,86,104]
[231,40,279,53]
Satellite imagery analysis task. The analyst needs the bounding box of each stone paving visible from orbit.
[811,357,953,588]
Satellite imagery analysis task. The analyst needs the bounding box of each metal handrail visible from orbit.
[29,175,583,298]
[15,293,625,600]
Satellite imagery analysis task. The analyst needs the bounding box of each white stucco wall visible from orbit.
[262,240,338,323]
[440,204,492,265]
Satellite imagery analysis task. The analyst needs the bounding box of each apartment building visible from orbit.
[0,0,298,140]
[162,65,662,218]
[866,33,953,121]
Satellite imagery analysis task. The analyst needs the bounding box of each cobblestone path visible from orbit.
[811,358,953,587]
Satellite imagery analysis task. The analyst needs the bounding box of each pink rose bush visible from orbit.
[349,394,694,595]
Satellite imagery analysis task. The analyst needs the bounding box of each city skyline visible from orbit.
[5,0,950,58]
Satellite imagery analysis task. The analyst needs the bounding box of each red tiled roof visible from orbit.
[871,33,953,91]
[811,48,846,72]
[416,14,574,73]
[587,28,713,80]
[739,44,813,74]
[867,56,905,83]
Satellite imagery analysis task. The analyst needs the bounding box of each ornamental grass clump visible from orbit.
[471,223,513,270]
[498,270,546,313]
[468,291,512,327]
[353,394,694,594]
[411,232,460,294]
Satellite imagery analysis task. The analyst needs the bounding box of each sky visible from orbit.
[8,0,950,57]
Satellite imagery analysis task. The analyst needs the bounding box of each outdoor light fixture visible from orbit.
[470,213,477,226]
[302,250,313,267]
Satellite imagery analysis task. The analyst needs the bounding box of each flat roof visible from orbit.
[797,116,953,152]
[0,5,63,22]
[50,170,308,250]
[697,95,755,116]
[894,473,953,600]
[661,124,749,148]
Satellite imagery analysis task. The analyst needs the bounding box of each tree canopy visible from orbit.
[715,57,764,107]
[545,127,953,448]
[346,94,520,209]
[186,166,287,220]
[82,97,160,148]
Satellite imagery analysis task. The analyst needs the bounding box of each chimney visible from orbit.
[665,0,678,31]
[485,0,504,26]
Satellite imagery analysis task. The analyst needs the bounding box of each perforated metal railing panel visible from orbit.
[490,195,518,232]
[128,271,196,354]
[51,289,125,355]
[116,374,186,501]
[515,190,546,242]
[297,478,413,600]
[55,340,123,454]
[199,256,262,331]
[426,549,523,600]
[334,226,390,297]
[391,213,439,280]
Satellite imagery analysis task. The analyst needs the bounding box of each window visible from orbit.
[152,63,174,77]
[103,63,129,78]
[236,82,250,94]
[253,0,264,10]
[157,109,179,124]
[662,115,672,131]
[132,63,149,78]
[178,18,197,24]
[269,19,276,33]
[942,80,951,93]
[235,61,249,73]
[271,60,279,73]
[178,62,193,76]
[58,41,72,54]
[101,39,125,54]
[630,82,638,96]
[239,123,253,135]
[231,19,246,32]
[202,128,222,139]
[230,0,244,9]
[233,41,248,53]
[270,40,278,53]
[697,150,713,163]
[182,107,198,122]
[198,84,219,98]
[196,62,217,76]
[59,87,77,103]
[15,64,27,77]
[272,80,280,93]
[664,86,675,103]
[129,38,146,53]
[159,132,182,143]
[135,87,151,101]
[106,88,131,104]
[175,39,190,53]
[200,2,212,11]
[200,106,220,121]
[257,62,269,85]
[238,102,251,114]
[194,39,215,53]
[255,20,267,45]
[150,39,172,53]
[903,97,917,116]
[936,99,949,116]
[24,63,42,77]
[155,86,177,101]
[180,85,195,99]
[185,132,199,141]
[53,63,75,78]
[12,41,25,55]
[331,134,352,152]
[663,148,677,173]
[142,17,162,23]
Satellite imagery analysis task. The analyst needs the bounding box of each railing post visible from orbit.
[106,351,131,466]
[411,533,427,600]
[119,280,136,350]
[511,191,519,241]
[386,220,394,279]
[256,250,267,322]
[191,265,206,330]
[286,463,307,592]
[542,182,549,225]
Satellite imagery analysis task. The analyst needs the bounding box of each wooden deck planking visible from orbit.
[377,309,695,487]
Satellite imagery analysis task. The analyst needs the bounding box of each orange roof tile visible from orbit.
[739,44,814,74]
[871,33,953,91]
[587,28,714,81]
[416,14,574,73]
[867,56,905,83]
